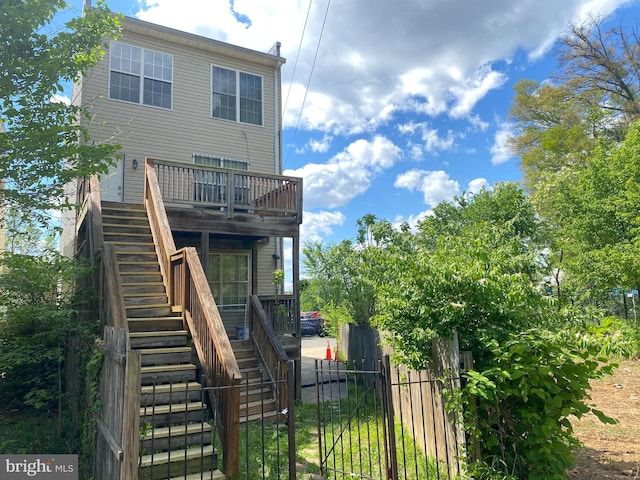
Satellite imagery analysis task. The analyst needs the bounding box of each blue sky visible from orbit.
[64,0,638,249]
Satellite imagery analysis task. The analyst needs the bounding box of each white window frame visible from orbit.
[207,251,251,311]
[109,41,173,109]
[211,65,263,126]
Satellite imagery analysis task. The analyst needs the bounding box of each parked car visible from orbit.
[300,314,326,337]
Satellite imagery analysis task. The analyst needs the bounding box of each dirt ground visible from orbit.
[568,358,640,479]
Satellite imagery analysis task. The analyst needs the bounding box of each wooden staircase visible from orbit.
[102,201,283,478]
[231,341,280,423]
[102,202,223,480]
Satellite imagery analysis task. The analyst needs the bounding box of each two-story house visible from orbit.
[63,13,302,479]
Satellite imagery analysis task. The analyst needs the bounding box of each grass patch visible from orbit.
[0,408,78,454]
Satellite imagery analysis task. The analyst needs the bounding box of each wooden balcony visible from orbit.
[147,158,302,238]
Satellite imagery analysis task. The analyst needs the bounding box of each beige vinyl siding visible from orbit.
[255,239,281,296]
[80,29,280,204]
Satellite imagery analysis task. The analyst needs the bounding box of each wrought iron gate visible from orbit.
[315,355,465,480]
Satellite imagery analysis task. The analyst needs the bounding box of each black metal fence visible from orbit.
[139,372,295,480]
[315,355,466,480]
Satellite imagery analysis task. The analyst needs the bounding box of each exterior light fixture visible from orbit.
[132,158,138,169]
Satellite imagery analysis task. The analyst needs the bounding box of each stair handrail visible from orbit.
[85,175,128,330]
[249,295,289,411]
[80,176,139,480]
[144,157,242,477]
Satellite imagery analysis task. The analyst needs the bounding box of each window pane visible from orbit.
[240,98,262,125]
[239,73,262,125]
[213,93,236,120]
[213,67,236,95]
[143,78,172,109]
[110,71,140,103]
[208,254,221,281]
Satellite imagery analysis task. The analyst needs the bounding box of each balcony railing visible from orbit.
[147,157,302,222]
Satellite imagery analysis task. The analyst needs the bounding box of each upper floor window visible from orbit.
[193,153,249,170]
[109,41,173,109]
[212,66,262,125]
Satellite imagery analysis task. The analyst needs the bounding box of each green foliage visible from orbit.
[0,0,121,216]
[559,315,640,359]
[370,183,549,368]
[461,331,616,480]
[533,122,640,303]
[303,237,377,326]
[79,344,103,480]
[0,246,93,410]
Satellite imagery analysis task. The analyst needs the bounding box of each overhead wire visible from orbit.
[284,0,331,167]
[282,0,313,120]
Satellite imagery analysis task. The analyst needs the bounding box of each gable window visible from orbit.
[212,66,262,125]
[109,41,173,109]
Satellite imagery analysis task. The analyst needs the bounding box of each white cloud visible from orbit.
[491,123,515,165]
[468,178,490,194]
[132,0,629,135]
[284,135,401,209]
[397,122,458,154]
[307,135,332,153]
[50,94,70,105]
[300,210,346,244]
[449,65,508,118]
[394,169,460,207]
[392,210,433,232]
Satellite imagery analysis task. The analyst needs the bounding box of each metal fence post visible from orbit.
[381,354,398,480]
[287,360,296,480]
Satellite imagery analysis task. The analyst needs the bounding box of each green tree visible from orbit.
[370,183,550,367]
[0,217,92,412]
[0,0,121,217]
[302,238,377,328]
[535,121,640,301]
[557,16,640,121]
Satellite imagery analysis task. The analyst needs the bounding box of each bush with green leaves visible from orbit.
[461,330,616,480]
[0,251,92,410]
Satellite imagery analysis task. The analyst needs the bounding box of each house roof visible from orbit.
[120,15,286,68]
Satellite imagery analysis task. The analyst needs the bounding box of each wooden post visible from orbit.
[121,350,141,480]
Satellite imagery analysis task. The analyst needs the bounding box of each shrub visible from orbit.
[461,330,616,480]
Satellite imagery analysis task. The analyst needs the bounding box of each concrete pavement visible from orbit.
[300,336,348,403]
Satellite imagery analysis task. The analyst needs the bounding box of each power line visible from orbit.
[284,0,331,167]
[282,0,312,119]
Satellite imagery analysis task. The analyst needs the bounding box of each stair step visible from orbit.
[125,294,170,307]
[236,356,259,369]
[140,401,207,427]
[239,410,281,424]
[141,364,197,384]
[127,306,175,319]
[119,262,161,272]
[168,471,225,480]
[241,398,276,417]
[239,385,274,404]
[140,382,203,406]
[117,251,158,261]
[128,316,183,332]
[130,330,189,348]
[123,285,167,296]
[140,347,193,366]
[139,445,217,480]
[141,422,212,451]
[240,366,264,381]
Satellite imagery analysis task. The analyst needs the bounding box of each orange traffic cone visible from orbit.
[325,340,332,360]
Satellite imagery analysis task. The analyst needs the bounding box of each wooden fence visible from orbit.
[337,325,467,477]
[95,326,140,480]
